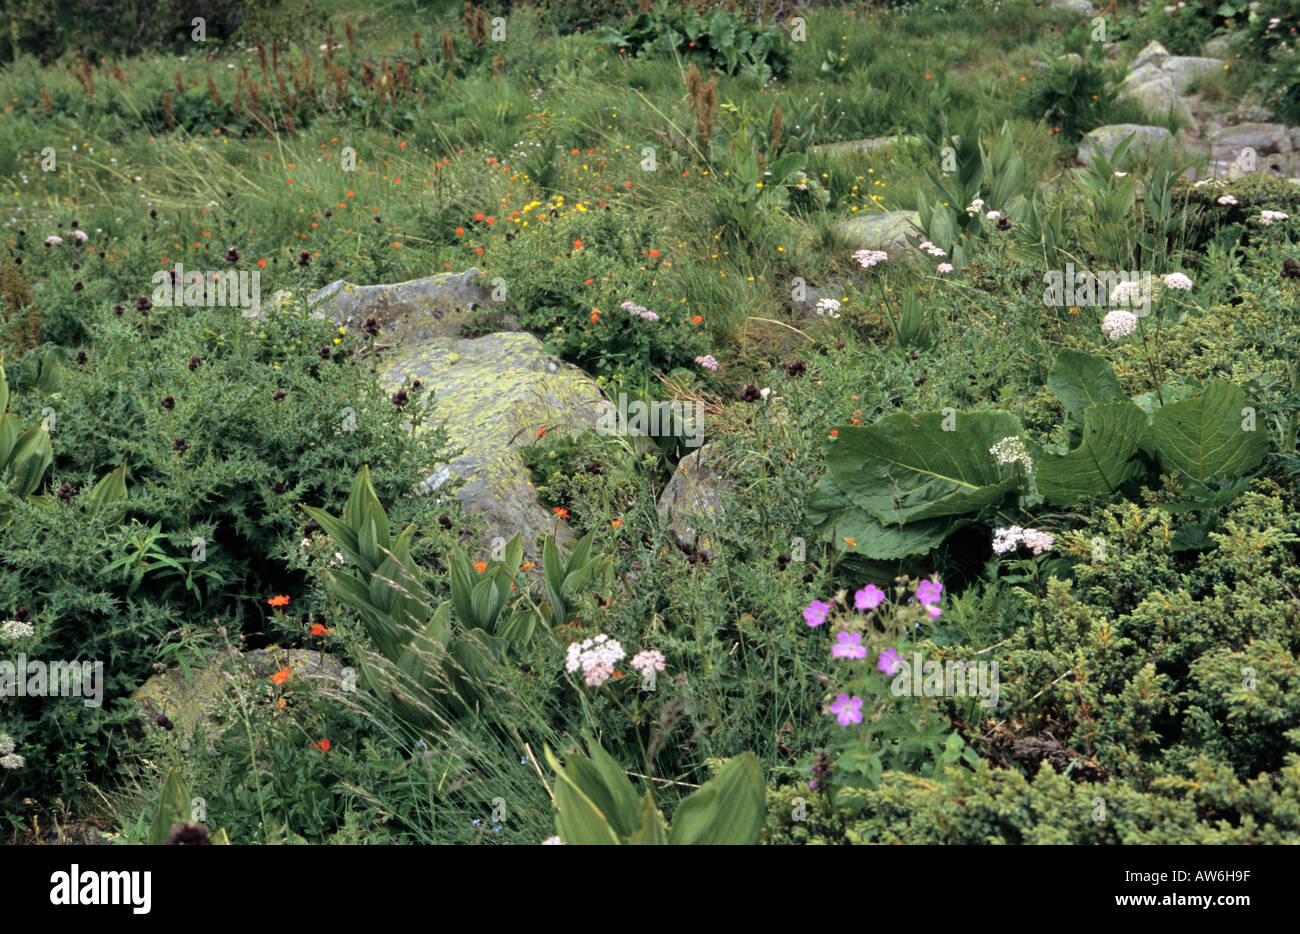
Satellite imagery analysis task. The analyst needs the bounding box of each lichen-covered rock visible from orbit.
[811,135,922,157]
[837,210,923,256]
[657,443,732,551]
[378,331,604,555]
[255,268,493,340]
[130,648,345,749]
[1130,39,1170,72]
[1120,75,1193,124]
[1077,124,1174,167]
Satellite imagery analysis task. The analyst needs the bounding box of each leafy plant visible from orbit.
[544,738,765,844]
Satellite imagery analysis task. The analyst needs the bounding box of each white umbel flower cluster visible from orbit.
[918,240,947,258]
[1102,309,1138,340]
[966,197,985,217]
[621,301,659,322]
[0,733,22,770]
[993,526,1055,555]
[989,436,1034,474]
[1,619,35,640]
[1162,272,1193,291]
[853,249,888,268]
[630,650,667,673]
[1259,210,1289,226]
[566,633,625,687]
[815,297,842,318]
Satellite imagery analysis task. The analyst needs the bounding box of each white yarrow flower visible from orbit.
[1,620,35,640]
[816,297,842,317]
[1216,195,1238,206]
[1,753,24,770]
[1162,272,1193,291]
[989,436,1034,473]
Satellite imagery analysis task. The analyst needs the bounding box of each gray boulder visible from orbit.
[1077,124,1174,167]
[378,331,604,555]
[657,443,732,551]
[838,210,923,256]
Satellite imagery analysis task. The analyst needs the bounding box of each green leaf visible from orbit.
[1147,381,1268,484]
[1047,349,1126,423]
[668,752,765,845]
[1034,401,1148,505]
[84,462,128,511]
[545,746,622,846]
[625,789,671,845]
[0,413,20,469]
[826,411,1024,525]
[146,768,191,845]
[827,506,962,560]
[574,739,642,837]
[7,425,52,495]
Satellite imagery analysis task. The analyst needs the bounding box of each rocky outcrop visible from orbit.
[837,210,923,256]
[1077,124,1175,167]
[656,443,732,552]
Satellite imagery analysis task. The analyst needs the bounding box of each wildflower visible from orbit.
[473,561,487,573]
[1021,528,1055,554]
[226,247,240,262]
[364,315,381,337]
[1162,272,1193,291]
[1,619,35,640]
[1259,210,1289,226]
[553,506,570,519]
[832,631,867,660]
[1109,279,1146,308]
[804,599,832,627]
[937,262,954,274]
[692,314,702,324]
[1216,195,1238,206]
[311,738,331,752]
[567,634,626,687]
[630,649,667,673]
[916,578,943,607]
[572,240,584,251]
[990,436,1034,473]
[172,437,189,454]
[740,384,762,402]
[854,584,886,610]
[992,526,1023,554]
[156,714,174,731]
[188,355,202,370]
[996,214,1012,231]
[853,249,888,268]
[73,229,88,243]
[918,241,946,257]
[542,836,564,845]
[309,623,331,636]
[815,297,842,317]
[161,394,175,410]
[392,389,409,407]
[135,295,153,312]
[298,250,311,267]
[878,647,902,675]
[1,753,26,769]
[985,210,1002,222]
[695,354,719,371]
[268,594,290,608]
[271,668,291,685]
[1102,309,1138,340]
[965,197,984,217]
[621,300,659,321]
[829,694,864,726]
[785,360,806,377]
[45,235,63,245]
[1283,259,1300,279]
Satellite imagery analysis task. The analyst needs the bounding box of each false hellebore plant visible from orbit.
[808,349,1268,561]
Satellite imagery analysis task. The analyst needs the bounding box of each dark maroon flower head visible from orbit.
[318,346,332,360]
[14,607,30,622]
[391,389,409,407]
[303,519,320,536]
[156,714,174,731]
[996,214,1012,231]
[739,384,762,402]
[161,395,175,410]
[226,247,241,263]
[776,554,790,571]
[163,823,211,845]
[273,389,286,401]
[272,480,286,494]
[113,304,124,316]
[173,437,189,453]
[785,359,806,377]
[324,210,332,218]
[1283,258,1300,279]
[75,349,87,365]
[411,379,421,390]
[363,315,381,337]
[72,262,80,270]
[188,355,202,370]
[149,209,157,219]
[584,460,603,475]
[135,295,152,312]
[438,515,453,530]
[72,280,83,292]
[298,250,311,267]
[56,483,77,502]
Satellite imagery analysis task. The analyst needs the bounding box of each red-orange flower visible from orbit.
[271,668,291,685]
[474,561,487,573]
[692,315,702,324]
[311,738,331,752]
[474,212,485,221]
[455,226,465,236]
[649,249,660,258]
[572,239,584,251]
[268,594,290,608]
[553,507,570,519]
[309,623,332,636]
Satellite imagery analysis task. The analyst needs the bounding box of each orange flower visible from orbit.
[474,561,487,573]
[486,217,495,225]
[271,668,291,685]
[309,623,332,636]
[311,738,331,752]
[475,247,484,254]
[692,315,702,324]
[455,226,464,236]
[611,518,622,529]
[277,697,286,710]
[474,212,485,221]
[830,429,839,438]
[649,249,660,258]
[570,148,579,155]
[257,259,267,267]
[536,427,547,437]
[572,239,584,250]
[521,561,536,571]
[268,594,290,608]
[553,507,570,519]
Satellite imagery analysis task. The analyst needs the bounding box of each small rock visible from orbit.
[837,210,924,256]
[1077,125,1175,167]
[657,444,732,551]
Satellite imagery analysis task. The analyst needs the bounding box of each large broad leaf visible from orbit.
[625,789,670,845]
[0,413,20,469]
[1048,349,1126,423]
[826,411,1025,525]
[7,425,52,495]
[1034,401,1148,505]
[545,746,622,846]
[1147,381,1267,484]
[667,752,764,845]
[146,768,192,845]
[827,506,963,560]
